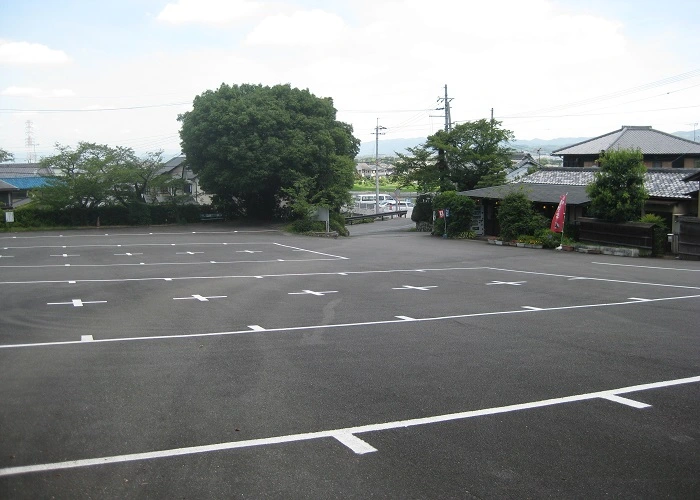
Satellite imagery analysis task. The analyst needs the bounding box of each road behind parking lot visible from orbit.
[1,222,699,498]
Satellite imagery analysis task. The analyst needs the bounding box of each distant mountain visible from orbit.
[359,129,698,159]
[358,137,424,157]
[510,137,590,155]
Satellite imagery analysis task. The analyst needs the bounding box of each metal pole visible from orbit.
[375,118,380,214]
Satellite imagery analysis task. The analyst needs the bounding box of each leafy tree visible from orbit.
[0,148,14,163]
[33,143,172,217]
[586,148,647,222]
[178,83,359,219]
[497,191,547,241]
[393,119,514,193]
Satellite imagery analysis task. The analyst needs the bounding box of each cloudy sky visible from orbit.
[1,0,699,161]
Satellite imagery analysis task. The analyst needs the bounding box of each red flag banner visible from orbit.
[550,194,567,233]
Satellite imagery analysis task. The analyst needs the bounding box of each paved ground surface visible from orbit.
[1,220,699,499]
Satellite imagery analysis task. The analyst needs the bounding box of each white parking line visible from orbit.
[6,293,699,350]
[47,299,107,307]
[592,262,700,272]
[0,375,696,477]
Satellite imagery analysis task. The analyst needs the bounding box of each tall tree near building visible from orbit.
[586,148,648,222]
[178,83,359,219]
[393,119,514,192]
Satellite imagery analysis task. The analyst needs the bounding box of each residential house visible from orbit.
[0,163,53,208]
[505,152,540,182]
[459,125,700,236]
[553,125,700,169]
[147,155,212,205]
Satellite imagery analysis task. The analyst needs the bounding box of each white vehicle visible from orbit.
[355,194,396,206]
[379,200,413,212]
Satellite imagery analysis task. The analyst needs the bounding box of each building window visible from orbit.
[184,183,193,194]
[652,160,663,169]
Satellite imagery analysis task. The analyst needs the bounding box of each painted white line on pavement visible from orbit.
[5,293,699,350]
[333,432,378,454]
[0,267,487,285]
[395,316,415,321]
[80,335,94,342]
[600,395,651,409]
[485,267,700,291]
[0,257,343,270]
[273,242,349,260]
[521,306,542,311]
[0,375,696,477]
[592,261,700,272]
[248,325,265,331]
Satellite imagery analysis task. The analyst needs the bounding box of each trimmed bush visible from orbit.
[497,192,547,241]
[431,191,476,237]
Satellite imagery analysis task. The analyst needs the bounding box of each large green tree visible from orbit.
[586,148,648,222]
[393,119,514,193]
[178,83,360,219]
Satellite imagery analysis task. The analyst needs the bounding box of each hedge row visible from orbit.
[1,203,213,229]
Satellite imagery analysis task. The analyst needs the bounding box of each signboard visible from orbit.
[5,211,14,223]
[312,206,330,233]
[438,209,444,219]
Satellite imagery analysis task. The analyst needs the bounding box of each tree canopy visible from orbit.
[34,142,176,211]
[393,119,514,193]
[0,147,14,163]
[586,148,648,222]
[177,83,360,219]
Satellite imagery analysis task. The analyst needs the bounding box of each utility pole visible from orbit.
[436,84,453,133]
[372,118,386,214]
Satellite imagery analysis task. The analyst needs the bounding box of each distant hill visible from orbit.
[358,137,424,157]
[359,129,698,158]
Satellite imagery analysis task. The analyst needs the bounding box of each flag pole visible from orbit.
[554,192,568,250]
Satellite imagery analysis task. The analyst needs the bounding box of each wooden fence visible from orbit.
[578,218,655,251]
[678,216,700,260]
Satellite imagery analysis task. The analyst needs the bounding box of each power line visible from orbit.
[0,102,191,113]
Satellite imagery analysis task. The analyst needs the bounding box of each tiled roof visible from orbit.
[460,184,590,205]
[0,177,50,189]
[553,126,700,155]
[163,155,185,168]
[0,162,50,178]
[522,167,700,199]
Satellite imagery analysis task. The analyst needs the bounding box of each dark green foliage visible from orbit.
[497,192,547,241]
[3,203,205,230]
[535,228,561,249]
[639,213,668,256]
[431,191,476,237]
[411,193,434,223]
[586,148,648,222]
[393,119,514,193]
[178,83,359,220]
[329,211,349,236]
[288,219,326,233]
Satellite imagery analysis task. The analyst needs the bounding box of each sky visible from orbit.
[1,0,700,162]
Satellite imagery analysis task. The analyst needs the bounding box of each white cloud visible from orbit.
[1,86,75,98]
[0,40,71,65]
[245,9,349,46]
[157,0,266,25]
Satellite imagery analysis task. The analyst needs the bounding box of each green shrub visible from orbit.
[431,191,476,237]
[329,211,349,236]
[639,213,668,256]
[411,193,434,223]
[288,218,326,233]
[497,192,547,241]
[535,228,561,249]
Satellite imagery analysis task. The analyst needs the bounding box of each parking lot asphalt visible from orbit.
[1,221,699,499]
